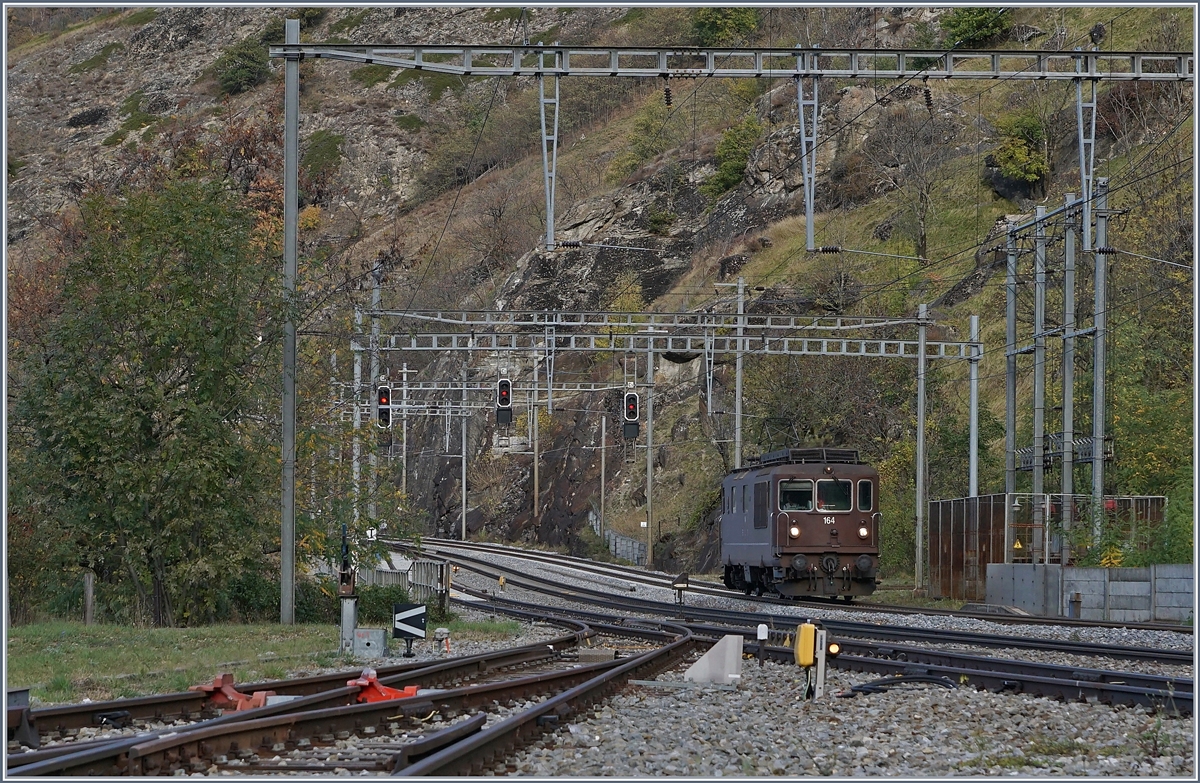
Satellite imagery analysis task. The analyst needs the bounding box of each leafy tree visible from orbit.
[939,8,1010,47]
[692,8,760,46]
[860,106,957,262]
[215,37,270,95]
[9,177,285,626]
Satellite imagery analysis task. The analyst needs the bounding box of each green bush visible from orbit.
[296,577,339,624]
[993,113,1048,183]
[357,583,412,624]
[350,65,394,88]
[939,8,1010,47]
[692,8,760,46]
[701,117,762,200]
[215,38,270,95]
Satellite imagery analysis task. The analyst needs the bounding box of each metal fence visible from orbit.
[928,494,1167,601]
[928,495,1007,601]
[356,568,408,588]
[409,559,449,615]
[356,559,448,614]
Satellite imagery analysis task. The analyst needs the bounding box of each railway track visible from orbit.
[7,612,693,777]
[414,537,1192,635]
[460,589,1194,717]
[411,542,1194,665]
[8,594,1190,776]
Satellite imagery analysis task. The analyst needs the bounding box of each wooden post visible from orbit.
[83,569,95,625]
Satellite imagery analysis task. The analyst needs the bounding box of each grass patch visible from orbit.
[391,70,477,101]
[67,42,123,74]
[302,129,345,180]
[350,64,395,88]
[445,618,523,640]
[864,578,967,610]
[394,112,426,131]
[483,8,524,24]
[6,622,340,706]
[330,8,371,35]
[102,91,158,146]
[120,8,158,26]
[6,617,535,706]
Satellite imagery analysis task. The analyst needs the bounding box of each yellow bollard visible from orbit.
[498,575,506,592]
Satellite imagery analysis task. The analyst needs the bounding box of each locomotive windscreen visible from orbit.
[780,480,814,511]
[815,479,853,511]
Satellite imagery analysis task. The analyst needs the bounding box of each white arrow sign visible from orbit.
[392,603,427,639]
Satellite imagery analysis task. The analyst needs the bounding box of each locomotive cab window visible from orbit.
[779,480,814,511]
[858,480,873,512]
[815,479,853,512]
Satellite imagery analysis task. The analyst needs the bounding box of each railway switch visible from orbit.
[348,669,419,703]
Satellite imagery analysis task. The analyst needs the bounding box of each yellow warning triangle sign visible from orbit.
[1013,539,1023,550]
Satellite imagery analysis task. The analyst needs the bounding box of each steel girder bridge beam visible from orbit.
[367,330,974,359]
[365,308,924,333]
[269,42,1193,250]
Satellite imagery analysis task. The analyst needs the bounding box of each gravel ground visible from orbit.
[505,656,1194,777]
[446,548,1196,776]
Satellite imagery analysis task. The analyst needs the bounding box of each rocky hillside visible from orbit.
[7,6,1193,579]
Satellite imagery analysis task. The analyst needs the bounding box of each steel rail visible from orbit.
[10,635,613,777]
[424,546,1192,664]
[463,595,1193,715]
[11,624,589,743]
[417,538,1193,634]
[44,620,686,777]
[395,621,695,776]
[7,622,592,772]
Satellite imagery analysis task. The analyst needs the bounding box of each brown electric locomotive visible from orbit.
[719,448,880,599]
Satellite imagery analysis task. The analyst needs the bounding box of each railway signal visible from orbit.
[623,391,640,439]
[377,385,392,427]
[496,378,513,425]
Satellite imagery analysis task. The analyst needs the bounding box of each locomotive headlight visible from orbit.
[789,525,801,538]
[858,526,869,539]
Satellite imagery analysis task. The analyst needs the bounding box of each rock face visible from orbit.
[7,6,982,570]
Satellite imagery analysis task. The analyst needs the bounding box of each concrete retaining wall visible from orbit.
[987,563,1193,623]
[589,510,647,565]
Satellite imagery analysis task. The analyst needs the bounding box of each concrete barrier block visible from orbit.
[1063,573,1106,585]
[1155,593,1195,608]
[1154,578,1194,593]
[1107,582,1151,597]
[1109,595,1151,611]
[1153,565,1193,579]
[1108,609,1152,623]
[1108,567,1151,581]
[1154,607,1193,623]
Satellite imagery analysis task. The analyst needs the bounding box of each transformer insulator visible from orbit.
[664,86,673,106]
